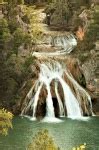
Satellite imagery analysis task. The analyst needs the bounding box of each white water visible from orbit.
[32,34,77,58]
[64,69,93,114]
[32,83,43,118]
[22,62,85,120]
[39,62,62,119]
[46,83,55,117]
[52,34,77,50]
[39,63,82,118]
[56,76,82,118]
[21,34,93,122]
[55,81,65,117]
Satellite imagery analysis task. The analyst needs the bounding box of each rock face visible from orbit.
[81,47,99,114]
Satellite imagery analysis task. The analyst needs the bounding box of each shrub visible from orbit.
[27,129,60,150]
[12,28,26,53]
[0,0,3,3]
[22,5,43,42]
[0,18,12,50]
[0,109,13,136]
[0,18,8,28]
[13,28,25,45]
[17,0,24,5]
[8,19,20,33]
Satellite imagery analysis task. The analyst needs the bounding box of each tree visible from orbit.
[0,18,12,55]
[0,0,3,3]
[27,129,60,150]
[17,0,24,4]
[87,10,99,41]
[0,109,13,136]
[8,0,17,6]
[45,0,73,26]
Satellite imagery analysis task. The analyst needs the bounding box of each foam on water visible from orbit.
[42,117,63,123]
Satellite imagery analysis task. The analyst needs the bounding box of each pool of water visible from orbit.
[0,116,99,150]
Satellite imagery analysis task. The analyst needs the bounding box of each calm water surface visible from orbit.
[0,117,99,150]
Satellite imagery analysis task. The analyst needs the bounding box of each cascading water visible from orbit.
[46,84,55,117]
[32,34,77,57]
[21,62,93,120]
[56,76,82,118]
[21,34,93,122]
[55,81,65,117]
[32,83,43,119]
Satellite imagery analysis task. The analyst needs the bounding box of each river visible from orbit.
[0,117,99,150]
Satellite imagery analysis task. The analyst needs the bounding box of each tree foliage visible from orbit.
[86,10,99,41]
[17,0,24,4]
[0,109,13,136]
[76,5,99,53]
[22,5,43,43]
[0,0,3,3]
[27,129,60,150]
[0,3,37,109]
[45,0,72,26]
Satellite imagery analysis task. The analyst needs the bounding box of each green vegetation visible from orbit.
[45,0,92,27]
[17,0,24,5]
[22,5,43,42]
[0,17,33,105]
[0,109,13,136]
[13,27,31,54]
[86,8,99,43]
[45,0,72,26]
[27,129,87,150]
[82,10,99,51]
[74,5,99,62]
[0,0,3,3]
[27,129,60,150]
[0,1,41,111]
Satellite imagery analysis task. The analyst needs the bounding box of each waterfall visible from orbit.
[32,83,43,118]
[32,34,77,58]
[21,34,93,122]
[46,84,55,117]
[65,69,93,115]
[55,81,65,117]
[39,63,62,121]
[56,76,82,118]
[21,61,93,121]
[52,34,77,50]
[39,62,82,118]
